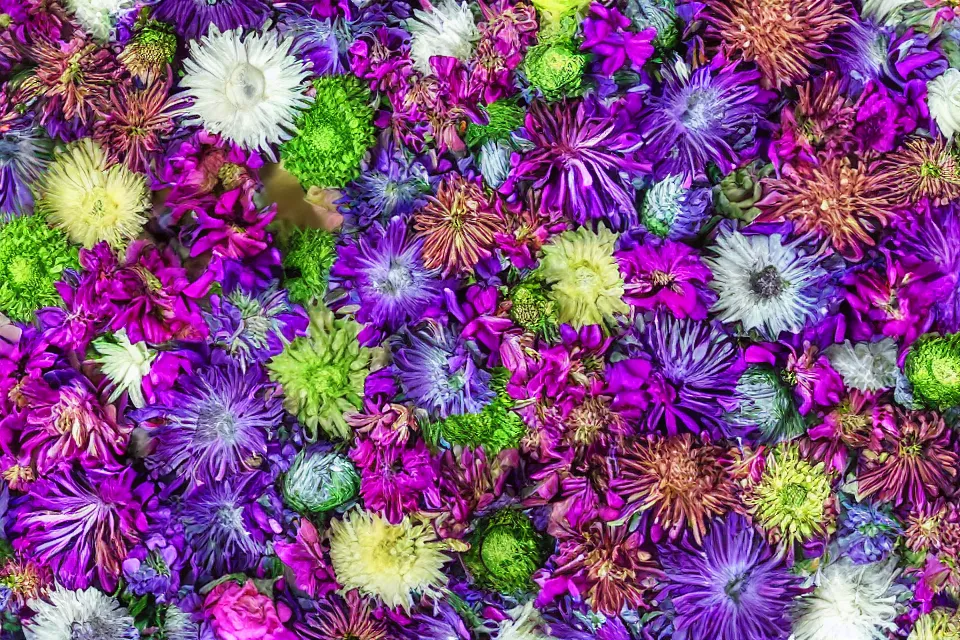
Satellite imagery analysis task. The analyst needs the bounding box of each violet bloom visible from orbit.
[837,500,902,565]
[505,97,649,231]
[153,0,271,40]
[0,95,49,218]
[350,436,439,524]
[836,21,945,88]
[403,601,471,640]
[581,4,656,76]
[183,188,275,261]
[276,3,347,75]
[900,203,960,333]
[616,240,715,320]
[657,515,804,640]
[122,547,178,599]
[274,518,337,599]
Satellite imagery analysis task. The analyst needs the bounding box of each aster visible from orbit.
[827,339,899,392]
[63,0,137,42]
[523,37,588,100]
[275,3,347,76]
[90,330,155,409]
[118,19,178,80]
[34,138,149,250]
[22,586,137,640]
[900,205,960,332]
[705,230,829,339]
[877,137,960,207]
[284,450,360,514]
[614,434,736,543]
[857,408,957,508]
[338,143,432,231]
[538,226,629,329]
[153,0,271,40]
[407,0,479,75]
[463,509,550,594]
[404,601,471,640]
[267,306,372,441]
[637,175,710,241]
[725,366,806,443]
[0,555,49,612]
[906,332,960,409]
[298,592,389,640]
[12,466,149,591]
[328,509,458,612]
[181,26,311,157]
[281,226,338,305]
[0,96,51,218]
[616,240,713,320]
[657,515,804,640]
[0,214,78,322]
[508,98,647,230]
[838,500,902,565]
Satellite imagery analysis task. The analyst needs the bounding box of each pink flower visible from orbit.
[204,580,296,640]
[616,240,715,319]
[274,520,337,599]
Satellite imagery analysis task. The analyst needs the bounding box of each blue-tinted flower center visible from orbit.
[196,402,238,442]
[750,265,784,299]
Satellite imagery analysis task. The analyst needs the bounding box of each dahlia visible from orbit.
[407,0,479,75]
[905,332,960,409]
[22,586,137,640]
[0,214,77,322]
[283,450,360,515]
[616,239,714,319]
[153,0,271,40]
[463,509,550,594]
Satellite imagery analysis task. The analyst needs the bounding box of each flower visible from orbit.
[531,0,590,25]
[281,75,375,189]
[181,26,310,156]
[328,509,456,612]
[298,592,389,640]
[614,434,736,543]
[928,68,960,139]
[580,4,656,76]
[492,602,551,640]
[827,339,900,392]
[267,307,372,441]
[713,161,771,222]
[118,20,178,80]
[281,227,338,305]
[338,144,432,230]
[34,139,149,250]
[204,579,296,640]
[725,366,805,443]
[407,0,479,75]
[877,137,960,206]
[22,586,137,640]
[284,450,360,514]
[161,606,199,640]
[538,226,629,329]
[909,609,960,640]
[523,38,588,100]
[706,230,829,338]
[0,98,50,217]
[791,556,901,640]
[351,437,439,523]
[905,332,960,409]
[638,175,710,241]
[0,214,77,322]
[429,385,526,453]
[508,282,559,339]
[154,0,271,40]
[91,329,156,408]
[838,501,902,565]
[63,0,136,42]
[616,240,714,319]
[657,515,804,640]
[463,509,549,593]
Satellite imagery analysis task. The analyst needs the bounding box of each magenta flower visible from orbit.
[580,4,655,76]
[275,519,338,599]
[616,240,715,320]
[350,436,440,524]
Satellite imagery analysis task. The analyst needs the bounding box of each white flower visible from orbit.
[928,69,960,139]
[182,27,311,157]
[91,329,156,408]
[791,557,901,640]
[63,0,136,42]
[478,141,512,188]
[494,602,551,640]
[407,0,479,75]
[705,230,827,338]
[161,605,199,640]
[859,0,916,24]
[23,586,137,640]
[826,339,899,392]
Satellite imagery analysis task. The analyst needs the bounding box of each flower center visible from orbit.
[779,482,807,508]
[0,14,11,29]
[920,161,944,178]
[375,260,414,297]
[7,256,36,288]
[724,571,749,603]
[750,265,784,299]
[649,269,674,288]
[225,63,267,109]
[196,402,238,443]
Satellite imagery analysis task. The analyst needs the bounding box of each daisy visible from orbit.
[22,586,137,640]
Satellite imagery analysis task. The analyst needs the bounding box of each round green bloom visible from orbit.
[524,39,587,101]
[466,101,526,148]
[282,227,338,306]
[713,161,773,223]
[428,369,526,454]
[725,366,805,443]
[280,75,376,190]
[267,307,371,441]
[0,215,78,322]
[464,510,550,594]
[284,450,359,514]
[128,21,176,64]
[906,333,960,410]
[509,283,558,341]
[909,608,960,640]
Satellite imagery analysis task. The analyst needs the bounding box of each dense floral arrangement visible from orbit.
[3,0,960,638]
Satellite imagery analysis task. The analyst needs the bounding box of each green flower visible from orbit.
[280,75,376,189]
[509,282,559,341]
[0,215,77,322]
[283,450,359,514]
[466,101,526,148]
[427,369,526,454]
[524,38,587,101]
[713,161,773,223]
[267,307,371,441]
[463,510,550,594]
[725,366,805,443]
[282,227,338,306]
[910,608,960,640]
[906,333,960,410]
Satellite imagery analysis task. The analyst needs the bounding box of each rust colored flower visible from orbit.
[414,175,502,276]
[803,391,887,474]
[613,434,736,544]
[858,408,958,508]
[877,137,960,207]
[905,501,960,556]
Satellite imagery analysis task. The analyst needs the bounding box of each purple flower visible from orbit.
[616,239,715,319]
[122,548,178,598]
[276,3,346,75]
[153,0,271,40]
[274,518,337,599]
[403,601,471,640]
[900,203,960,333]
[0,95,49,218]
[350,436,439,524]
[580,4,656,76]
[837,500,902,565]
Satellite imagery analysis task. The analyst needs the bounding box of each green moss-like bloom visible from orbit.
[725,366,805,443]
[906,333,960,410]
[0,215,78,322]
[909,608,960,640]
[267,307,371,441]
[282,227,338,306]
[428,369,526,454]
[283,450,359,514]
[280,75,375,190]
[464,510,550,594]
[466,101,526,148]
[524,39,587,101]
[509,282,559,341]
[713,161,773,223]
[744,444,834,548]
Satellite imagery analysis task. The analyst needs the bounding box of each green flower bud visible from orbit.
[510,282,559,341]
[284,450,360,513]
[466,101,527,148]
[464,510,550,594]
[524,38,587,101]
[281,227,338,306]
[906,333,960,410]
[0,215,77,322]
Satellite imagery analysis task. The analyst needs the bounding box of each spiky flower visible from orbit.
[63,0,136,42]
[34,138,149,249]
[282,226,338,305]
[909,609,960,640]
[524,38,587,100]
[639,174,709,240]
[538,226,629,329]
[905,332,960,409]
[827,339,900,392]
[407,0,479,75]
[464,509,549,594]
[725,366,805,443]
[118,20,178,80]
[267,307,372,441]
[153,0,271,40]
[22,586,137,640]
[284,450,360,514]
[877,137,960,206]
[0,214,77,322]
[299,592,389,640]
[0,98,51,218]
[91,331,156,409]
[281,75,375,189]
[743,444,835,548]
[614,434,736,543]
[328,509,457,612]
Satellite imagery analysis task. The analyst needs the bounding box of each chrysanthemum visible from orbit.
[725,366,805,443]
[905,332,960,409]
[430,386,526,453]
[705,0,849,88]
[614,434,736,543]
[284,450,359,514]
[837,501,902,565]
[407,0,479,75]
[392,322,495,419]
[299,592,389,640]
[90,329,155,408]
[508,282,559,339]
[638,175,710,241]
[181,26,310,157]
[523,37,588,100]
[877,137,960,207]
[153,0,271,40]
[743,444,835,549]
[63,0,137,42]
[463,509,549,594]
[0,214,77,322]
[22,586,137,640]
[413,175,501,277]
[658,515,804,640]
[135,359,283,486]
[0,98,50,217]
[267,307,372,441]
[328,509,456,612]
[12,466,149,591]
[758,156,895,262]
[118,19,178,80]
[827,339,899,392]
[34,139,149,249]
[792,556,900,640]
[910,608,960,640]
[928,68,960,139]
[538,226,629,329]
[857,409,957,508]
[281,226,337,306]
[705,230,829,338]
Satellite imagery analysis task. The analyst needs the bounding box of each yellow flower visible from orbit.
[35,138,149,249]
[538,225,629,328]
